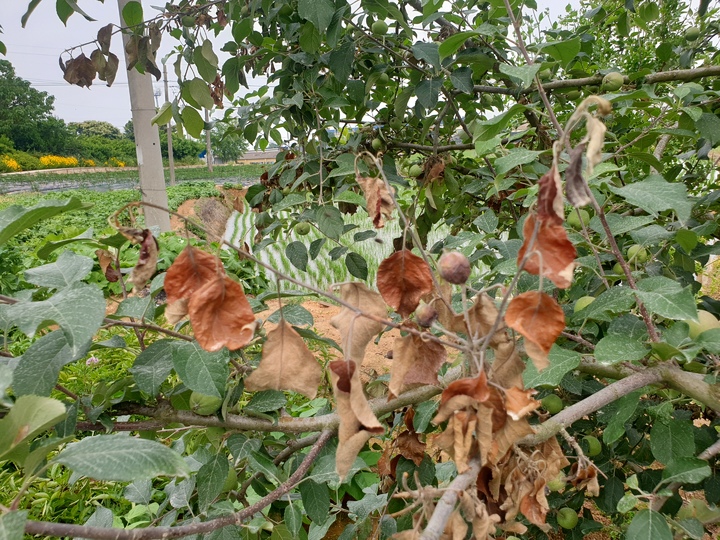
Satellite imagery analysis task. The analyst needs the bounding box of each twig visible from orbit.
[24,431,333,539]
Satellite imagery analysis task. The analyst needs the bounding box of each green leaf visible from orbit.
[411,42,440,71]
[13,331,82,397]
[499,63,541,89]
[187,78,214,110]
[328,39,354,86]
[589,214,655,237]
[0,198,86,247]
[675,518,706,540]
[494,149,542,175]
[113,296,155,321]
[450,67,473,94]
[523,346,582,388]
[636,277,697,321]
[696,113,720,146]
[473,104,527,141]
[53,434,189,481]
[298,0,334,33]
[181,107,205,139]
[0,395,67,462]
[345,252,368,280]
[413,399,439,433]
[439,31,481,60]
[602,390,641,445]
[696,328,720,354]
[286,241,309,271]
[415,78,443,110]
[650,419,695,465]
[267,305,314,327]
[300,480,330,524]
[151,101,173,126]
[617,493,638,513]
[474,210,498,233]
[315,205,344,240]
[172,341,229,398]
[248,450,282,481]
[197,454,229,512]
[285,501,303,537]
[21,0,43,28]
[7,283,105,357]
[299,23,321,54]
[609,175,692,224]
[676,229,697,254]
[122,1,143,27]
[577,287,635,322]
[626,511,672,540]
[244,390,287,413]
[539,38,581,68]
[129,340,175,396]
[56,0,74,24]
[0,510,27,540]
[661,457,712,486]
[594,335,649,364]
[227,434,262,463]
[348,488,388,522]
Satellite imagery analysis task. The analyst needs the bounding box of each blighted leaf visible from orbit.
[584,116,606,174]
[244,320,322,399]
[397,430,426,466]
[329,360,384,481]
[504,387,540,421]
[356,176,395,228]
[165,299,189,325]
[505,291,565,371]
[129,229,158,290]
[377,250,433,318]
[536,165,563,225]
[433,409,477,473]
[97,23,113,55]
[329,283,386,363]
[125,34,139,70]
[62,53,96,88]
[95,249,120,282]
[568,461,600,497]
[90,49,107,80]
[164,246,223,304]
[389,331,447,398]
[188,276,256,352]
[517,213,576,289]
[565,144,591,207]
[104,53,119,87]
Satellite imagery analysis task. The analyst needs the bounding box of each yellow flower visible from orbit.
[0,155,22,172]
[40,155,79,168]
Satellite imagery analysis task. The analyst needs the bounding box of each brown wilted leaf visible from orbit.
[397,430,426,466]
[97,23,113,55]
[377,250,434,318]
[356,175,395,228]
[488,418,534,465]
[427,282,466,334]
[165,246,223,304]
[95,249,120,282]
[62,53,96,88]
[90,49,107,80]
[125,34,139,70]
[433,410,477,473]
[470,500,501,540]
[329,360,384,480]
[423,156,445,182]
[165,298,189,325]
[465,293,504,345]
[585,116,606,175]
[104,53,119,87]
[129,229,158,290]
[517,213,577,289]
[568,461,600,496]
[504,387,540,421]
[245,320,322,399]
[566,143,592,207]
[389,332,447,398]
[329,283,387,364]
[489,342,526,391]
[441,510,468,540]
[536,165,563,225]
[504,291,565,371]
[188,275,256,351]
[519,477,551,532]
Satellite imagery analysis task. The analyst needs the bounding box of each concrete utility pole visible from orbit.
[163,64,176,186]
[117,0,171,232]
[204,109,213,173]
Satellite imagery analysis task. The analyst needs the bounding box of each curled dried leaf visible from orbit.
[504,291,565,372]
[165,298,189,325]
[97,23,113,55]
[188,275,256,351]
[377,250,434,318]
[62,53,96,88]
[245,320,322,399]
[104,53,119,87]
[584,116,607,175]
[503,387,540,421]
[329,360,384,480]
[397,430,426,466]
[329,283,386,364]
[433,410,477,473]
[356,175,395,228]
[165,246,223,304]
[389,331,447,398]
[517,213,577,289]
[565,143,592,207]
[95,249,120,282]
[536,165,563,225]
[129,229,158,290]
[90,49,107,81]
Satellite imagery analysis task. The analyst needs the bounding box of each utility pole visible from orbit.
[163,64,176,186]
[204,109,213,173]
[117,0,171,232]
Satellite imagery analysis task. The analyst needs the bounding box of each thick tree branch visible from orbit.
[24,430,333,540]
[420,459,481,540]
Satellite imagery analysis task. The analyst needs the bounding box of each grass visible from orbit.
[0,163,266,192]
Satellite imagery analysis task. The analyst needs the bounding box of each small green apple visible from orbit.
[602,72,624,92]
[574,296,596,313]
[295,222,311,236]
[189,392,223,416]
[685,309,720,339]
[408,164,423,177]
[626,244,650,264]
[371,138,384,151]
[541,394,564,415]
[567,209,590,228]
[583,435,602,457]
[371,20,388,35]
[557,507,579,529]
[684,27,701,41]
[547,472,567,492]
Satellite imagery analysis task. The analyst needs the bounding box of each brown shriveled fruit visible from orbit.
[438,251,471,284]
[415,301,439,328]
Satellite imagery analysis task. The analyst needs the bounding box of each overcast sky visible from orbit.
[1,0,574,129]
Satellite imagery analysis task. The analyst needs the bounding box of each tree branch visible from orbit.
[24,430,333,540]
[420,459,481,540]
